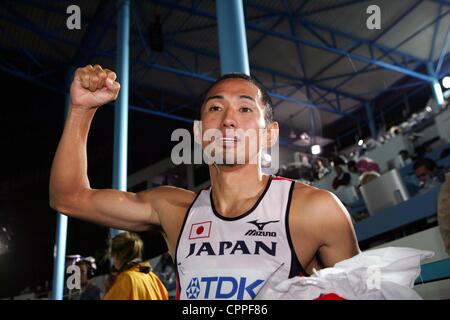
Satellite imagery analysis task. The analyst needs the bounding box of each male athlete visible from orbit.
[50,64,359,300]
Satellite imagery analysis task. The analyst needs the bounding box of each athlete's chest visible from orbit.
[176,183,293,269]
[174,178,312,300]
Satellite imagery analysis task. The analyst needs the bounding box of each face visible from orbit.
[111,256,121,271]
[415,165,431,184]
[197,78,277,166]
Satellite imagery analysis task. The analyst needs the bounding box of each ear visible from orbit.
[265,121,279,149]
[193,120,203,145]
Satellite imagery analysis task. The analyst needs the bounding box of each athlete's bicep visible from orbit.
[58,186,171,232]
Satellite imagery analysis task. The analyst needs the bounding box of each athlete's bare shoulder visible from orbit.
[290,181,355,246]
[291,181,346,219]
[289,181,359,268]
[292,180,320,196]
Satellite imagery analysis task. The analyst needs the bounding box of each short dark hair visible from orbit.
[413,157,436,171]
[199,73,274,124]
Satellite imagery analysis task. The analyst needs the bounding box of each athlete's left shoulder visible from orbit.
[291,181,331,201]
[291,182,350,221]
[290,183,359,259]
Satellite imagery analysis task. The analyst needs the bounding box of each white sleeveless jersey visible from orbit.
[175,175,306,300]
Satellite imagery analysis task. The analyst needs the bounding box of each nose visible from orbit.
[221,107,237,129]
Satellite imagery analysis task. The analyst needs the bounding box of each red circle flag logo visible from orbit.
[189,221,212,239]
[196,226,204,235]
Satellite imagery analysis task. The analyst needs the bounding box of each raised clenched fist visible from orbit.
[70,64,121,110]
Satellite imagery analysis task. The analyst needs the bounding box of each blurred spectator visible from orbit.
[103,232,168,300]
[313,159,330,180]
[76,257,102,300]
[348,156,380,188]
[413,157,444,191]
[349,157,380,174]
[359,171,381,186]
[346,159,360,187]
[301,155,312,168]
[332,157,351,190]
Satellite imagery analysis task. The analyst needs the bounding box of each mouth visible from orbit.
[219,137,239,146]
[221,137,238,142]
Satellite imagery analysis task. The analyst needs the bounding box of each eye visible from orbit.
[208,105,222,112]
[239,107,252,113]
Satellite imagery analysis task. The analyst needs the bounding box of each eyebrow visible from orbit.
[204,95,223,103]
[204,95,256,103]
[239,95,256,103]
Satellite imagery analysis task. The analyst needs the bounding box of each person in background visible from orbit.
[359,171,381,186]
[413,157,445,192]
[313,159,330,180]
[332,157,351,190]
[76,256,102,300]
[348,157,380,175]
[103,232,168,300]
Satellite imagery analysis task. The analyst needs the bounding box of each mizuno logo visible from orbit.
[245,230,276,237]
[247,219,279,230]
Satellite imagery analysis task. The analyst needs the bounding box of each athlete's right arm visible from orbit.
[49,65,161,232]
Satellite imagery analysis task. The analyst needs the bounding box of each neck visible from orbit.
[208,163,269,217]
